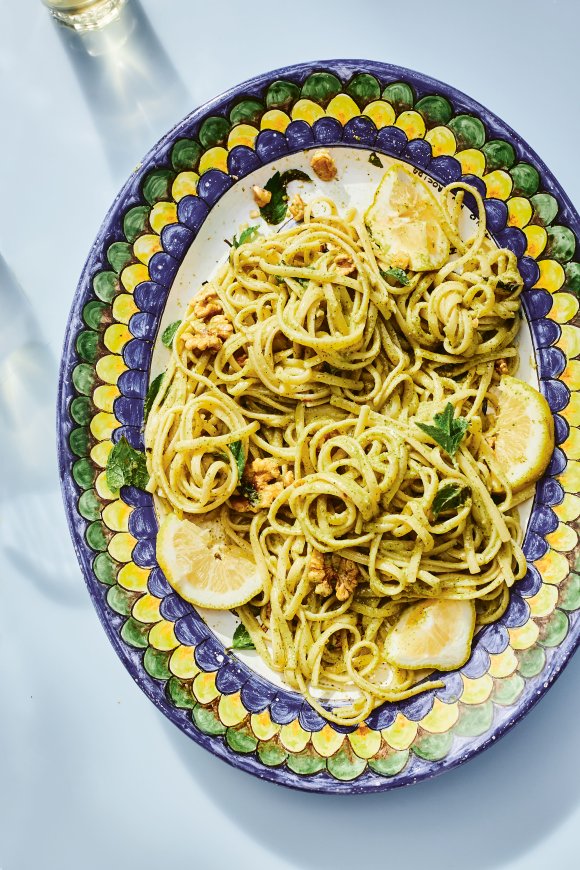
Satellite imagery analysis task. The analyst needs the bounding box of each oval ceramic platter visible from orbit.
[58,60,580,794]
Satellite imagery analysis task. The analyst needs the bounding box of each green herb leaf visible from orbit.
[232,623,256,650]
[497,280,518,292]
[143,372,164,423]
[260,169,312,224]
[239,480,260,506]
[233,225,260,248]
[229,440,246,480]
[416,403,469,457]
[368,151,383,168]
[432,483,469,518]
[161,320,182,348]
[105,436,149,494]
[380,267,410,286]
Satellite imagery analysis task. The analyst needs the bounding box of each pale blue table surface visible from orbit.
[1,1,579,868]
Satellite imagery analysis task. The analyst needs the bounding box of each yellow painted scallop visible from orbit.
[561,394,580,427]
[311,725,345,757]
[150,201,178,234]
[425,126,456,156]
[535,259,565,293]
[381,713,417,751]
[193,671,219,704]
[535,549,571,585]
[172,171,199,201]
[420,698,459,733]
[198,146,229,175]
[104,323,132,354]
[548,292,579,324]
[96,354,127,385]
[250,710,280,741]
[488,647,518,678]
[348,725,382,759]
[133,233,162,265]
[483,170,513,200]
[546,522,578,553]
[89,411,117,441]
[227,124,259,150]
[102,499,131,532]
[279,720,311,753]
[554,493,580,523]
[326,94,360,124]
[527,583,559,618]
[93,385,119,413]
[95,469,117,501]
[291,99,325,124]
[455,149,485,177]
[108,531,136,562]
[117,562,150,592]
[461,674,493,705]
[560,359,580,390]
[149,620,179,651]
[112,293,138,324]
[91,440,113,468]
[561,427,580,460]
[218,692,248,727]
[507,197,533,228]
[121,263,149,293]
[394,110,426,139]
[557,324,580,359]
[169,645,200,680]
[132,593,162,623]
[260,109,291,132]
[523,225,547,259]
[508,620,539,650]
[363,100,396,129]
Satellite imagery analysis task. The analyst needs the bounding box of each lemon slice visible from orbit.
[157,513,263,609]
[384,599,475,670]
[365,165,450,271]
[490,375,554,492]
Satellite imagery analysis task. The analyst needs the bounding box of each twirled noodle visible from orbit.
[145,179,528,725]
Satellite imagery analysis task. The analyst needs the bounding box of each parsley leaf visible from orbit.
[260,169,312,224]
[143,372,164,423]
[233,225,260,248]
[432,483,469,518]
[380,267,410,286]
[497,280,518,292]
[239,480,260,506]
[161,320,182,348]
[368,151,383,168]
[229,440,246,480]
[232,623,256,650]
[105,436,149,494]
[416,403,469,457]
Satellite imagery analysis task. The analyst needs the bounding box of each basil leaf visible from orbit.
[240,480,260,506]
[432,483,469,518]
[161,320,182,348]
[143,372,164,422]
[416,403,469,458]
[105,436,149,494]
[380,267,410,286]
[232,623,256,650]
[497,280,518,292]
[260,169,312,225]
[229,440,246,480]
[368,151,383,168]
[233,225,260,248]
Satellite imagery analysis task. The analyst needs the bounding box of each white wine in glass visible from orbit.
[42,0,127,30]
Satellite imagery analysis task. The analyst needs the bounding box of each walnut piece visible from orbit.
[389,252,409,270]
[309,551,360,601]
[183,314,233,355]
[495,358,509,375]
[192,286,223,321]
[230,460,294,512]
[252,185,272,208]
[288,193,305,222]
[334,253,356,275]
[208,314,233,340]
[310,149,337,181]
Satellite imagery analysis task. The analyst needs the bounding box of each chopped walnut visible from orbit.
[208,314,233,340]
[230,495,251,512]
[183,314,233,355]
[310,149,337,181]
[334,253,356,275]
[389,252,409,270]
[252,185,272,208]
[192,286,222,321]
[309,551,360,601]
[288,193,306,222]
[495,358,509,375]
[335,558,359,601]
[231,460,293,512]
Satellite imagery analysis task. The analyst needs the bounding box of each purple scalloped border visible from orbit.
[57,59,580,794]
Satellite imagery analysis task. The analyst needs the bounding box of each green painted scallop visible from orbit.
[123,205,150,244]
[265,79,300,110]
[482,139,516,171]
[415,94,453,127]
[546,226,576,262]
[492,674,525,706]
[143,647,172,680]
[70,426,90,457]
[229,98,264,126]
[198,115,230,149]
[565,262,580,295]
[301,71,341,106]
[510,162,540,197]
[107,584,137,616]
[226,726,258,754]
[121,616,151,648]
[517,645,546,678]
[412,731,453,761]
[286,748,327,775]
[171,138,202,172]
[107,241,133,274]
[327,748,367,781]
[192,705,227,736]
[453,701,494,737]
[539,609,569,647]
[83,300,108,330]
[345,72,381,106]
[93,551,118,585]
[531,192,559,227]
[381,81,414,112]
[72,363,96,396]
[559,572,580,611]
[76,330,99,364]
[368,750,410,777]
[70,396,92,426]
[85,520,109,553]
[448,114,486,150]
[73,457,96,490]
[93,271,119,303]
[142,169,176,205]
[78,489,101,522]
[257,740,288,767]
[166,676,196,709]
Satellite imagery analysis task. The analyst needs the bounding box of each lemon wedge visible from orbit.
[365,165,450,271]
[157,513,263,610]
[384,599,475,670]
[490,375,554,492]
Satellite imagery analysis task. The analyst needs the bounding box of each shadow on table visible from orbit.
[54,0,191,183]
[0,253,85,607]
[165,652,580,870]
